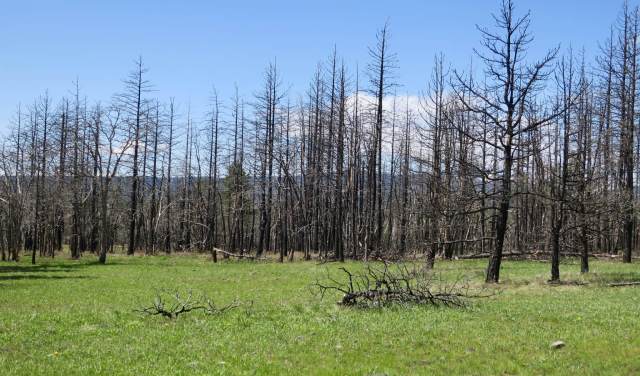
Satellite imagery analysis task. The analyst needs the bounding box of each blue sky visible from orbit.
[0,0,630,132]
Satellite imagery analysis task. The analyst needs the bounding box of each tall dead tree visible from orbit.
[206,89,220,262]
[164,99,175,253]
[420,54,447,269]
[616,4,639,263]
[455,0,558,282]
[366,22,396,258]
[256,62,281,258]
[119,57,150,256]
[334,62,347,262]
[549,53,577,282]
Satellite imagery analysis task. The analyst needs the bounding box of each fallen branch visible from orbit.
[457,252,523,259]
[456,251,608,260]
[135,290,240,319]
[213,247,259,260]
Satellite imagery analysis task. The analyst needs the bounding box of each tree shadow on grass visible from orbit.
[0,262,99,287]
[590,271,640,285]
[0,275,94,281]
[0,263,90,274]
[539,271,640,287]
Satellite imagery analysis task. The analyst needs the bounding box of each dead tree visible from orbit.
[118,57,150,256]
[206,89,220,262]
[454,0,559,282]
[366,22,396,259]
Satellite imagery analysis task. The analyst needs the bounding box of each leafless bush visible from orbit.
[314,262,483,308]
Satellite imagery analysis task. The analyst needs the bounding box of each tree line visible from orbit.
[1,0,639,283]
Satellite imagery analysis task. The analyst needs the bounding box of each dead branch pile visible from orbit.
[314,262,478,308]
[135,290,239,319]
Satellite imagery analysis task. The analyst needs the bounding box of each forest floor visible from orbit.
[1,255,639,375]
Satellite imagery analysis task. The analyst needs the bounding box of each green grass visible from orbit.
[1,255,639,375]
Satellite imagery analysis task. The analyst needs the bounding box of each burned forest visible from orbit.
[1,1,640,285]
[4,1,640,375]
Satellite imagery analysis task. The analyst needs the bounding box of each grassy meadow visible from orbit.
[1,254,639,375]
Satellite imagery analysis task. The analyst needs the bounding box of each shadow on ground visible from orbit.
[0,262,90,274]
[0,274,93,281]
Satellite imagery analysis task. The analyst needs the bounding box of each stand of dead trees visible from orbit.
[1,1,640,283]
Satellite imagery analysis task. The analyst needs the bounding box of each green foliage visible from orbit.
[222,162,252,236]
[222,161,249,205]
[0,257,639,375]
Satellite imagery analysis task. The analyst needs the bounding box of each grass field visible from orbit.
[1,255,639,375]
